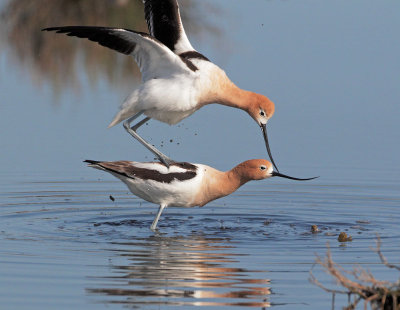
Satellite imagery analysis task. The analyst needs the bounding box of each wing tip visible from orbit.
[41,27,55,32]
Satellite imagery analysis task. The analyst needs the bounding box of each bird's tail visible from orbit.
[84,159,103,168]
[85,160,116,176]
[84,160,100,164]
[108,108,134,128]
[108,115,123,128]
[108,91,140,128]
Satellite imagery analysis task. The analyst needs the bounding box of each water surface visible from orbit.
[1,168,399,309]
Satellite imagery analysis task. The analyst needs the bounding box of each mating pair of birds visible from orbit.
[44,0,316,230]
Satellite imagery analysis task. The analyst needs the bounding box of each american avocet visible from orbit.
[44,0,279,170]
[85,159,316,230]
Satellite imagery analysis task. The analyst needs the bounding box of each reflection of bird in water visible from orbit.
[85,159,316,230]
[87,234,271,307]
[43,0,279,170]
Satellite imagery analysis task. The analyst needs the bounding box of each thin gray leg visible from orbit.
[151,205,166,231]
[131,116,151,131]
[123,112,175,167]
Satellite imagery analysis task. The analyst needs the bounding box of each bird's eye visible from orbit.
[260,110,266,117]
[260,166,266,170]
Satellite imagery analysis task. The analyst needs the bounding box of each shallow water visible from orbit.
[1,169,399,309]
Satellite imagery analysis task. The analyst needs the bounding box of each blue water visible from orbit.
[1,168,399,309]
[1,0,400,309]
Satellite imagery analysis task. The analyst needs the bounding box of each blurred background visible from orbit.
[1,0,399,178]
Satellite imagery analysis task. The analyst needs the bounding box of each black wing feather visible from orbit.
[85,160,197,184]
[143,0,181,52]
[42,26,150,55]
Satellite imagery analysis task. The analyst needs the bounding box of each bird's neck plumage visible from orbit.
[200,68,254,112]
[195,164,250,207]
[218,81,254,111]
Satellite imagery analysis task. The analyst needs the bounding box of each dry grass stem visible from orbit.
[310,238,400,309]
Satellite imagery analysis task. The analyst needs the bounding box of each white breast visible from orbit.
[137,74,199,124]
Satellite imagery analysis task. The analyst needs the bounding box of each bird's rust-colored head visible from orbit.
[233,159,319,184]
[234,159,274,182]
[247,93,275,126]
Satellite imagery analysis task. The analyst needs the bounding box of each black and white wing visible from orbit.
[143,0,207,60]
[42,26,193,80]
[85,160,198,184]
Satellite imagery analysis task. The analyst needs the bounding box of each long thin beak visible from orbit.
[271,171,318,181]
[261,124,279,172]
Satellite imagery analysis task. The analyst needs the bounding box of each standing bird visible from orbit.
[43,0,279,170]
[85,159,316,230]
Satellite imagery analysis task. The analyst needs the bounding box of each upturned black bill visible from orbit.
[271,171,318,181]
[261,124,279,172]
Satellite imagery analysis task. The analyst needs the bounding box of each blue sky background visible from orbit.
[1,0,399,181]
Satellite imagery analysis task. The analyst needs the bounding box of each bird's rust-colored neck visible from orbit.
[199,69,255,112]
[212,75,275,121]
[216,78,255,112]
[194,164,251,207]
